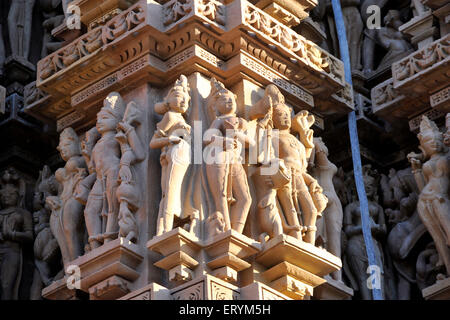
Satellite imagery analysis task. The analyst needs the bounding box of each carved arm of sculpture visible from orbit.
[203,118,235,150]
[407,152,426,191]
[371,204,387,238]
[117,121,145,163]
[4,209,34,243]
[344,203,362,237]
[292,111,315,160]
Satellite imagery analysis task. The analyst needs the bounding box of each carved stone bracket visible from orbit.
[203,230,260,284]
[147,228,202,285]
[70,237,144,299]
[255,234,341,300]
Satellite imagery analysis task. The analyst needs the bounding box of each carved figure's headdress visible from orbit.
[100,92,126,121]
[418,116,442,142]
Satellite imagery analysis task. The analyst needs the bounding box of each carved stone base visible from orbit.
[119,283,171,300]
[3,55,36,85]
[70,237,143,299]
[422,277,450,300]
[313,275,354,300]
[170,275,240,300]
[240,282,291,300]
[204,230,260,284]
[256,234,341,299]
[42,277,78,300]
[147,228,202,286]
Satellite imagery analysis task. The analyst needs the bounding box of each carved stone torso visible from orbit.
[91,132,121,179]
[421,154,450,199]
[274,131,307,173]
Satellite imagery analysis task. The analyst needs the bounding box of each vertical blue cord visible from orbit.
[330,0,383,300]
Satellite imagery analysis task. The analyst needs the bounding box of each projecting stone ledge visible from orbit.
[423,277,450,300]
[255,234,342,300]
[70,237,144,300]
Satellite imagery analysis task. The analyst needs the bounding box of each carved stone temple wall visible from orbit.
[0,0,448,300]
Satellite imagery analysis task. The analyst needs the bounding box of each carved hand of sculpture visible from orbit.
[292,111,315,149]
[407,152,424,171]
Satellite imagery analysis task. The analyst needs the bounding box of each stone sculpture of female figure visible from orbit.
[344,166,387,300]
[203,78,253,235]
[82,92,125,248]
[312,137,343,281]
[8,0,36,60]
[150,75,192,236]
[52,128,87,267]
[0,169,33,300]
[31,166,61,298]
[408,116,450,278]
[380,167,427,300]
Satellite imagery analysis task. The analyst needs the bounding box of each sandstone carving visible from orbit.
[0,168,33,300]
[203,78,253,236]
[381,167,427,299]
[343,166,387,299]
[312,137,343,281]
[82,92,125,249]
[249,85,327,244]
[30,165,62,299]
[40,0,65,58]
[8,0,36,60]
[408,116,450,280]
[150,75,193,236]
[368,10,413,73]
[51,128,87,267]
[341,0,363,71]
[116,101,146,242]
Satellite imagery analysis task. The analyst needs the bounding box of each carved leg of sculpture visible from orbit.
[63,198,84,261]
[23,0,35,60]
[84,180,103,249]
[418,200,450,275]
[295,177,318,244]
[229,164,251,234]
[104,170,120,242]
[326,201,343,281]
[362,32,376,75]
[346,239,371,300]
[276,184,302,240]
[7,2,21,56]
[50,213,71,268]
[343,7,363,71]
[432,199,450,246]
[398,274,411,300]
[206,163,231,231]
[156,158,168,236]
[161,155,190,234]
[0,248,20,300]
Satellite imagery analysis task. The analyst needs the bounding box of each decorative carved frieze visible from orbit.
[408,108,445,132]
[372,78,431,121]
[430,86,450,112]
[392,34,450,93]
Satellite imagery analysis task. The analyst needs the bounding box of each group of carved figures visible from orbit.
[334,113,450,300]
[1,72,449,300]
[312,0,416,75]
